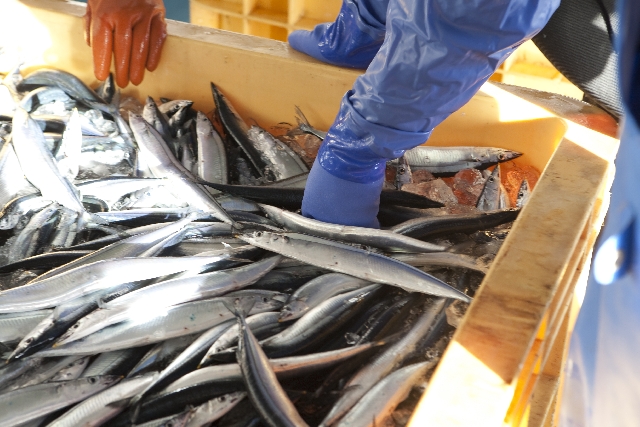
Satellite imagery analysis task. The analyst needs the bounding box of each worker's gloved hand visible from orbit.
[85,0,167,88]
[288,0,387,69]
[301,94,429,228]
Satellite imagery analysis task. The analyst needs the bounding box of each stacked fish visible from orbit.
[0,66,529,427]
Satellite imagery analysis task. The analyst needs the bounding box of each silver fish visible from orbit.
[183,392,246,427]
[38,291,286,357]
[0,142,37,209]
[0,375,118,427]
[239,231,470,302]
[19,87,72,113]
[143,96,173,145]
[129,113,239,228]
[334,361,433,427]
[11,108,86,214]
[0,195,51,231]
[259,204,444,253]
[165,341,382,394]
[46,373,159,427]
[319,298,447,427]
[476,164,501,211]
[2,356,84,392]
[279,273,370,322]
[247,125,308,181]
[201,312,283,364]
[196,111,227,185]
[55,255,281,345]
[0,254,238,313]
[159,100,193,117]
[48,356,90,382]
[395,154,413,189]
[389,252,488,274]
[30,212,200,283]
[132,320,236,405]
[236,305,309,427]
[19,68,105,106]
[0,310,52,344]
[399,146,521,174]
[516,179,531,208]
[54,108,83,180]
[7,203,58,264]
[261,285,381,358]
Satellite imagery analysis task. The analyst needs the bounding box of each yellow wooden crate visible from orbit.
[1,1,620,425]
[190,0,341,41]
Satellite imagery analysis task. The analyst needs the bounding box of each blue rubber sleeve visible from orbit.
[287,0,388,69]
[318,0,561,183]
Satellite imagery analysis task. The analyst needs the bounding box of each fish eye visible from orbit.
[263,297,268,302]
[498,153,506,160]
[88,377,97,384]
[255,231,263,237]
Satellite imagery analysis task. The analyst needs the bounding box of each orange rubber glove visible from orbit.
[85,0,167,87]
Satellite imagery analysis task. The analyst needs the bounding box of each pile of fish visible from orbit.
[0,65,533,427]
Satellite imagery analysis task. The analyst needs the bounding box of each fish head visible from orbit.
[497,149,523,162]
[248,291,288,312]
[84,374,121,388]
[278,300,307,322]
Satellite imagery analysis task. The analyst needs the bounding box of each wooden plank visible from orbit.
[528,309,572,426]
[408,138,610,426]
[9,0,361,131]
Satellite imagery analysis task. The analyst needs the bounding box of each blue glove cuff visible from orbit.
[302,158,382,228]
[317,92,431,184]
[288,0,386,69]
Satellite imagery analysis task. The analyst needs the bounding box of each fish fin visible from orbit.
[221,295,256,320]
[294,105,310,126]
[129,395,144,424]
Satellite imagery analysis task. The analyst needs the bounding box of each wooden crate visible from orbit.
[1,1,620,425]
[189,0,341,41]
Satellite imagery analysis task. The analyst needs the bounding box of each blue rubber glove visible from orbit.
[302,0,559,228]
[288,0,387,69]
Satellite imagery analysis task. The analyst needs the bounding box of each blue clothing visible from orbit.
[560,0,640,424]
[287,0,387,69]
[300,0,559,227]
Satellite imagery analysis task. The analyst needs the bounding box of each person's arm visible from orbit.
[85,0,167,87]
[302,0,560,228]
[288,0,387,69]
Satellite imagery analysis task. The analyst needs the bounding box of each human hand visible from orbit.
[85,0,167,87]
